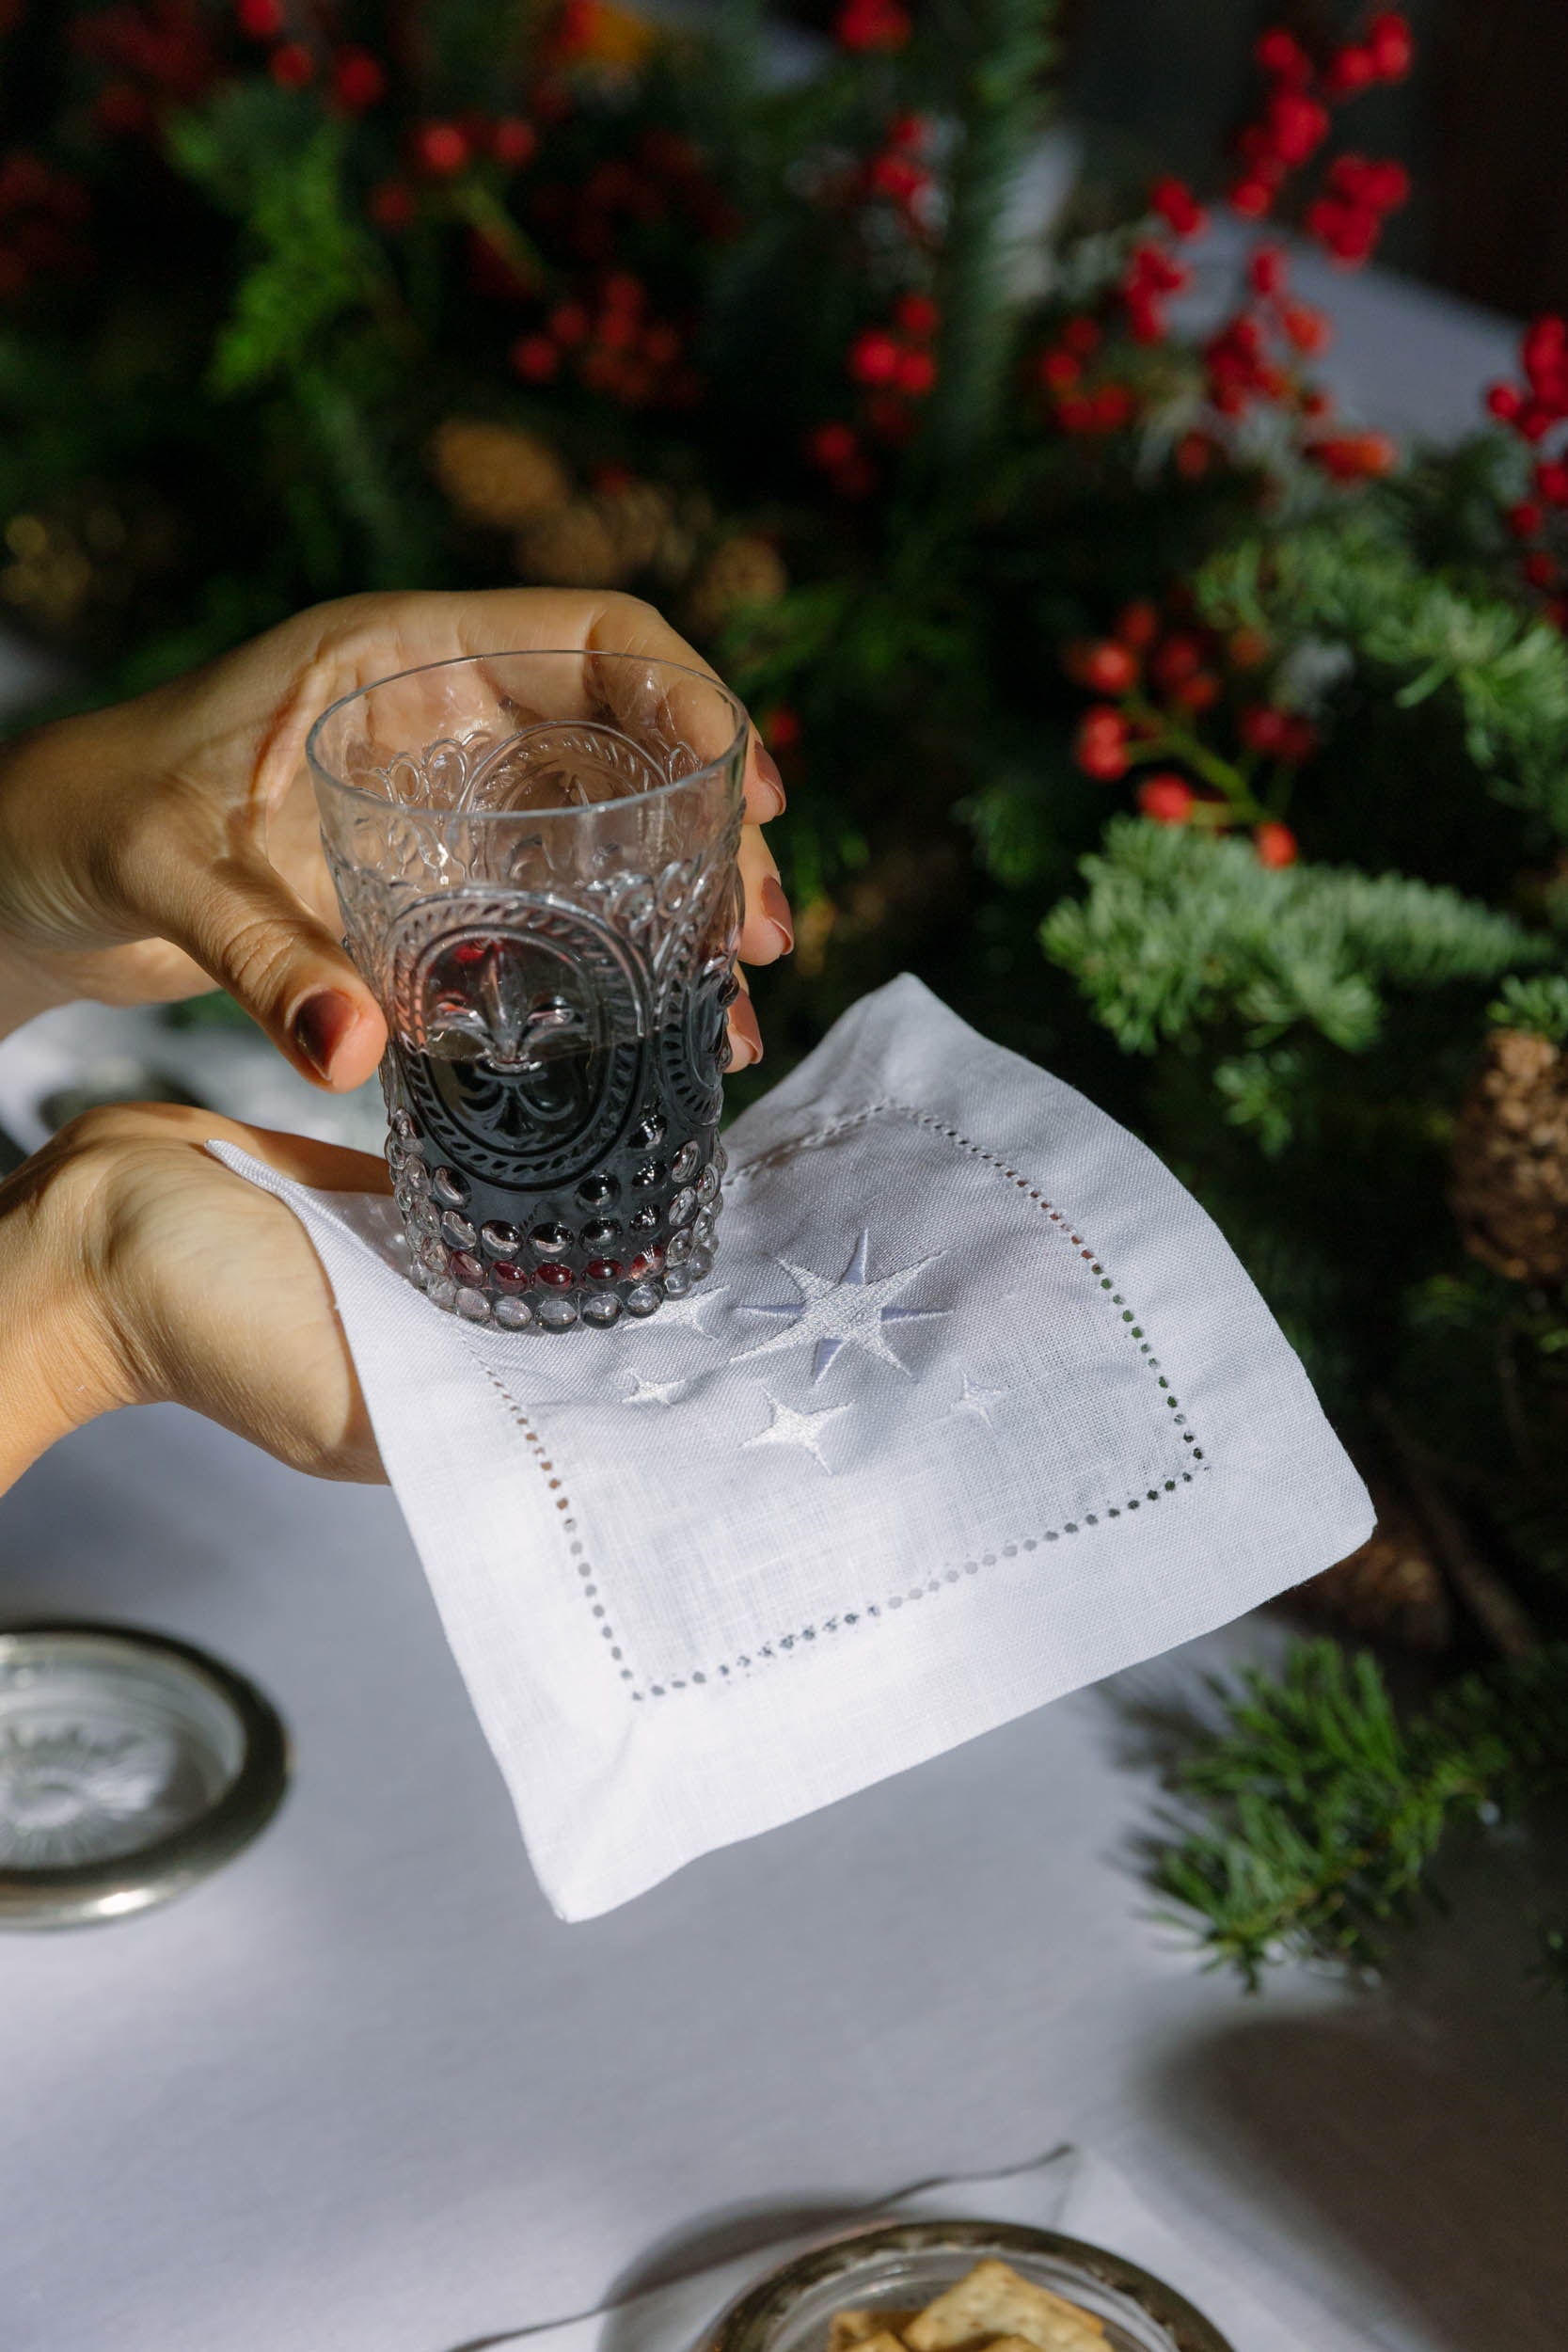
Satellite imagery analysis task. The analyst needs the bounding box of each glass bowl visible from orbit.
[699,2219,1234,2352]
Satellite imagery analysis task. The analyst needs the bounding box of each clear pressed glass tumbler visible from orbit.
[308,649,747,1331]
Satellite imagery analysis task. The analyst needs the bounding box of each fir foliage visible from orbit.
[1155,1640,1568,1987]
[1490,973,1568,1042]
[927,0,1060,469]
[1195,517,1568,839]
[1043,818,1551,1067]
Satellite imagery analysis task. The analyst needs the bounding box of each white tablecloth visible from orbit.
[2,1405,1566,2352]
[4,216,1566,2352]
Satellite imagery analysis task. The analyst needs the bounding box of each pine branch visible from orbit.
[1490,973,1568,1043]
[1195,516,1568,839]
[1042,818,1553,1092]
[1152,1639,1568,1987]
[928,0,1060,470]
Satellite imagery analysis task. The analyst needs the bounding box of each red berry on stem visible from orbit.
[1255,821,1299,867]
[331,48,386,110]
[809,421,858,469]
[1325,45,1377,97]
[1073,707,1130,780]
[1256,28,1309,84]
[1039,348,1081,390]
[895,291,940,338]
[1150,176,1207,238]
[492,118,537,168]
[1282,301,1331,355]
[1367,10,1415,80]
[848,328,901,386]
[1229,179,1275,221]
[1487,383,1524,425]
[1175,670,1221,711]
[1537,462,1568,504]
[1241,705,1290,755]
[1249,244,1288,296]
[1069,640,1139,695]
[1151,632,1204,691]
[370,180,415,230]
[510,333,559,381]
[1509,501,1544,539]
[896,349,936,396]
[236,0,284,37]
[1115,598,1160,651]
[1062,315,1102,356]
[269,41,314,87]
[414,120,470,177]
[1137,774,1196,825]
[1524,549,1558,590]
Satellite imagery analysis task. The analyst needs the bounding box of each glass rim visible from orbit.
[306,646,750,823]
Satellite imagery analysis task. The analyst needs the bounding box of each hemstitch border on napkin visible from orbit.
[469,1097,1210,1704]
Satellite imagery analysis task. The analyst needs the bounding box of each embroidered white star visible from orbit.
[741,1391,852,1472]
[734,1228,948,1382]
[647,1282,729,1333]
[953,1373,1007,1428]
[622,1373,687,1406]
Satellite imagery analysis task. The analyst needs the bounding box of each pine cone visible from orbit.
[595,480,675,576]
[683,533,787,638]
[430,420,571,530]
[1302,1502,1453,1649]
[1449,1026,1568,1284]
[515,500,628,588]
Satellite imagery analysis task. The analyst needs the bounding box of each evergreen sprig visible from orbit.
[1043,817,1551,1060]
[1154,1640,1568,1987]
[1489,972,1568,1042]
[928,0,1060,469]
[1195,516,1568,838]
[167,91,392,396]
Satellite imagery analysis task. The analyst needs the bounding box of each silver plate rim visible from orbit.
[0,1619,290,1931]
[699,2217,1235,2352]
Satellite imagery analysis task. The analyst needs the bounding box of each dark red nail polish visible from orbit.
[730,993,764,1065]
[293,989,357,1080]
[760,874,794,953]
[753,745,786,815]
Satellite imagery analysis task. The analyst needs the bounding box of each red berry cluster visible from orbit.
[526,129,734,268]
[72,0,221,125]
[1485,315,1568,618]
[863,113,935,231]
[834,0,911,56]
[512,271,699,410]
[1067,598,1311,866]
[806,288,940,493]
[1231,11,1412,244]
[1034,316,1139,437]
[0,150,90,300]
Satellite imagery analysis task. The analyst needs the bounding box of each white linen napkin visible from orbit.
[214,974,1371,1921]
[440,2147,1312,2352]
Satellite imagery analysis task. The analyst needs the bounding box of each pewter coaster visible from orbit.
[0,1623,288,1928]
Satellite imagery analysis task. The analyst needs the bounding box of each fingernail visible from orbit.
[293,989,358,1080]
[729,993,764,1066]
[760,874,794,954]
[753,745,787,816]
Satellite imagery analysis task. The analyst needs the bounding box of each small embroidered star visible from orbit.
[622,1373,687,1406]
[734,1229,948,1382]
[648,1282,729,1333]
[953,1374,1007,1429]
[741,1391,853,1472]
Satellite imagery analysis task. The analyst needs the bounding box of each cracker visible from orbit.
[828,2313,921,2352]
[902,2261,1104,2352]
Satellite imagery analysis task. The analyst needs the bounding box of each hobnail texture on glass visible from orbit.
[309,651,747,1329]
[702,2220,1233,2352]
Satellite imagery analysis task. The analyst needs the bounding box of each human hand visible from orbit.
[0,588,789,1081]
[0,1104,388,1496]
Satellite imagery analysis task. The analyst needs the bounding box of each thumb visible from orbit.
[162,850,387,1090]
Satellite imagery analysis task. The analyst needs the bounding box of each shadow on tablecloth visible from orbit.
[1151,1987,1568,2352]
